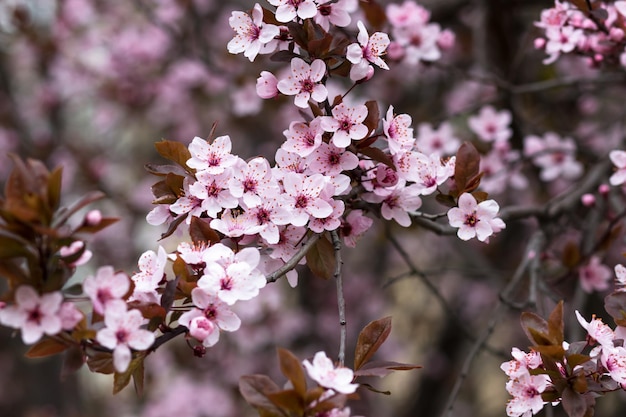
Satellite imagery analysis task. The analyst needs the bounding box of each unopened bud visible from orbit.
[85,209,102,226]
[598,184,610,196]
[193,345,206,358]
[534,38,546,49]
[581,193,595,207]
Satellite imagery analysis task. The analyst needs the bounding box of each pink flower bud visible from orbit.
[85,209,102,226]
[386,41,405,61]
[581,193,595,207]
[437,29,455,50]
[599,183,610,196]
[375,164,399,188]
[256,71,278,99]
[610,27,624,42]
[534,37,546,49]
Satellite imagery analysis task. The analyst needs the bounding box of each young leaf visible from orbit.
[363,100,379,136]
[561,387,587,417]
[358,146,395,169]
[353,360,421,378]
[520,311,549,346]
[305,235,336,280]
[547,301,564,346]
[154,140,192,171]
[452,142,481,197]
[239,374,284,415]
[277,348,307,397]
[354,316,392,370]
[267,389,304,414]
[604,292,626,324]
[189,216,220,246]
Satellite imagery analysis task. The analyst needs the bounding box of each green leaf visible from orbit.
[354,316,392,370]
[305,235,336,280]
[277,348,307,397]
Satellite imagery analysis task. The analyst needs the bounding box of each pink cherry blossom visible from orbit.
[405,152,455,196]
[227,4,280,62]
[266,225,307,262]
[277,58,328,108]
[601,345,626,385]
[500,348,542,379]
[178,287,241,347]
[96,303,155,373]
[303,351,359,394]
[229,157,277,207]
[447,193,506,242]
[363,180,423,227]
[341,210,374,248]
[0,286,63,344]
[58,302,83,330]
[383,105,415,154]
[543,25,584,64]
[392,23,442,64]
[523,132,582,181]
[189,171,239,218]
[346,21,390,81]
[210,209,264,238]
[306,142,359,176]
[83,265,130,315]
[314,0,357,31]
[268,0,318,23]
[468,106,512,143]
[615,264,626,290]
[170,177,205,222]
[575,310,615,347]
[308,199,345,233]
[281,118,324,158]
[256,71,279,99]
[59,240,92,267]
[578,256,611,293]
[320,102,369,148]
[187,135,238,174]
[386,1,431,28]
[415,122,459,156]
[505,373,550,417]
[273,172,334,227]
[130,246,168,305]
[609,150,626,186]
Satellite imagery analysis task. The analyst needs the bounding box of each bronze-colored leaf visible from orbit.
[453,142,481,196]
[86,351,115,375]
[604,292,626,323]
[277,348,307,397]
[362,100,379,136]
[561,387,587,417]
[47,166,63,213]
[562,242,580,269]
[358,146,395,169]
[520,311,549,346]
[547,301,564,346]
[353,360,421,378]
[359,382,390,395]
[359,0,387,30]
[61,345,85,380]
[25,337,69,358]
[144,163,187,177]
[267,389,304,414]
[113,355,144,394]
[74,217,119,234]
[154,140,192,171]
[239,374,283,415]
[305,235,336,280]
[189,216,220,246]
[354,316,392,370]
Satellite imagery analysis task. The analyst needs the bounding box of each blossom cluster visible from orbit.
[535,1,626,67]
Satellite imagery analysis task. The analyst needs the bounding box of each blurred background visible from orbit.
[2,0,626,416]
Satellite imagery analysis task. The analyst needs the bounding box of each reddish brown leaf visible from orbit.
[47,166,63,212]
[113,355,144,394]
[362,100,379,136]
[239,374,283,415]
[547,301,564,346]
[561,387,587,417]
[358,146,395,169]
[25,337,69,358]
[453,142,481,196]
[305,235,336,280]
[562,242,580,269]
[277,348,307,397]
[354,316,392,370]
[520,311,549,346]
[189,216,220,246]
[154,140,192,170]
[61,345,85,380]
[267,389,304,414]
[86,351,115,375]
[353,360,421,378]
[359,0,387,30]
[604,292,626,323]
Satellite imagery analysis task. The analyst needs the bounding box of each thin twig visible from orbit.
[331,231,346,366]
[266,233,322,283]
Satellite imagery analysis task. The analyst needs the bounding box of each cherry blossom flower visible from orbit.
[146,205,173,226]
[575,310,615,347]
[386,1,431,28]
[277,58,327,108]
[170,177,204,222]
[243,196,286,245]
[0,286,63,344]
[303,351,359,394]
[187,135,239,175]
[505,373,550,417]
[281,118,324,158]
[392,23,442,64]
[83,265,130,315]
[178,288,241,347]
[609,150,626,186]
[130,246,168,305]
[362,180,423,227]
[268,0,318,23]
[415,122,459,156]
[189,171,239,218]
[340,210,374,248]
[256,71,279,99]
[383,105,415,154]
[59,240,92,267]
[320,102,369,148]
[447,193,506,242]
[578,256,611,293]
[346,21,390,81]
[227,4,280,62]
[198,245,266,305]
[314,0,357,31]
[58,302,83,330]
[404,152,455,196]
[266,225,307,262]
[543,25,584,64]
[468,106,512,143]
[306,142,359,176]
[523,132,582,181]
[308,199,345,233]
[601,345,626,385]
[229,157,277,207]
[210,209,264,238]
[96,302,155,373]
[273,172,334,227]
[500,348,542,379]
